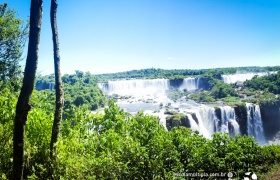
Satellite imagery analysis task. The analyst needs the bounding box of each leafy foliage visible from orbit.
[210,81,238,99]
[1,89,280,179]
[188,91,215,103]
[0,3,28,91]
[36,71,106,113]
[244,71,280,95]
[241,72,280,105]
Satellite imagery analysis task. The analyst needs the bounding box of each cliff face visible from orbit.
[169,79,184,88]
[165,113,191,131]
[214,107,221,132]
[260,100,280,140]
[164,101,279,142]
[197,77,211,90]
[213,104,247,136]
[165,104,248,135]
[234,104,247,136]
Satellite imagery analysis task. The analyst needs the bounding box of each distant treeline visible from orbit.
[95,66,280,82]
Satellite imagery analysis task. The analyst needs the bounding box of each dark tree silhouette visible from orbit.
[13,0,43,179]
[50,0,64,158]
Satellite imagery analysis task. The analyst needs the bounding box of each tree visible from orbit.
[0,3,28,91]
[13,0,43,179]
[50,0,64,158]
[210,81,237,99]
[75,70,84,78]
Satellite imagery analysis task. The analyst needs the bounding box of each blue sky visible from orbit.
[2,0,280,75]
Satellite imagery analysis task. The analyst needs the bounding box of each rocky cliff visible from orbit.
[233,103,247,136]
[260,100,280,140]
[166,112,193,131]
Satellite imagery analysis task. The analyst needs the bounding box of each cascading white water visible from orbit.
[196,106,215,137]
[246,103,266,144]
[187,108,212,138]
[98,79,170,96]
[186,105,240,138]
[99,78,200,96]
[97,78,267,144]
[184,105,220,139]
[220,106,240,137]
[196,78,200,90]
[179,78,199,91]
[186,113,199,132]
[222,72,276,84]
[178,103,266,144]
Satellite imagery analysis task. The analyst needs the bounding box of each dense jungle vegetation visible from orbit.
[244,71,280,95]
[2,2,280,179]
[2,91,280,179]
[36,71,106,112]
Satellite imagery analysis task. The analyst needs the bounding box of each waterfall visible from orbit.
[186,105,218,138]
[179,78,199,91]
[98,78,200,96]
[186,110,211,138]
[98,79,170,96]
[97,77,268,144]
[222,72,276,84]
[246,103,266,144]
[181,103,266,143]
[184,105,241,138]
[196,78,200,90]
[220,106,240,137]
[186,113,199,132]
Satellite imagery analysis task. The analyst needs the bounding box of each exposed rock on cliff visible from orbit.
[260,100,280,140]
[169,79,184,88]
[166,113,191,130]
[214,107,221,132]
[234,103,247,136]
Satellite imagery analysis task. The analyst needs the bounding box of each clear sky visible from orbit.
[2,0,280,75]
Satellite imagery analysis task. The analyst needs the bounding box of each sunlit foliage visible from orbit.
[1,90,280,179]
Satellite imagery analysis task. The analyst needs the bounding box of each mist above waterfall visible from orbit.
[222,71,276,84]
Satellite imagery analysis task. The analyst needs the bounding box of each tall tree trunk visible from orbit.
[50,0,64,158]
[13,0,43,179]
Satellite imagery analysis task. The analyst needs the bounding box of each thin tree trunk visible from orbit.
[13,0,43,179]
[50,0,64,158]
